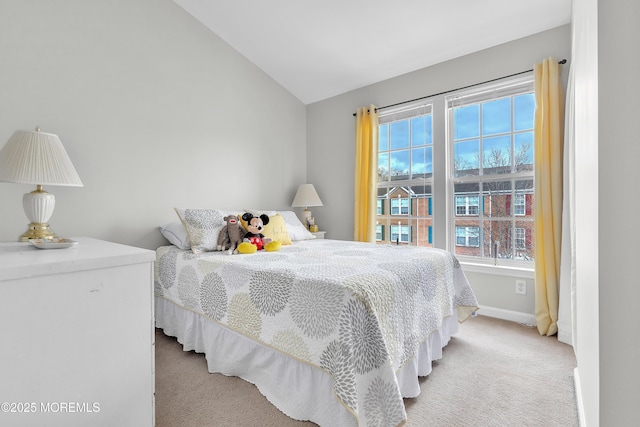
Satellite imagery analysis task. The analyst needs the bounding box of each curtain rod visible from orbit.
[352,58,567,116]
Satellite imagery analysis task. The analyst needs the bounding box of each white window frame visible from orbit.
[446,74,535,267]
[377,102,433,247]
[371,75,536,273]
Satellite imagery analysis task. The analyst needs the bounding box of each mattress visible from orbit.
[155,239,478,426]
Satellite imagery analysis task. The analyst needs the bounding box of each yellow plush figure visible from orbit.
[264,240,281,252]
[237,241,258,254]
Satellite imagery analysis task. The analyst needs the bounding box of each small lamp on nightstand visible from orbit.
[0,128,83,241]
[291,183,323,227]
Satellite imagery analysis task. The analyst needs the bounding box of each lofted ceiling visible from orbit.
[174,0,572,105]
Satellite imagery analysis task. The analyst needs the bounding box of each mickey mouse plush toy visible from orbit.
[236,212,281,254]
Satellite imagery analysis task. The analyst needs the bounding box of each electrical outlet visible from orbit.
[515,280,527,295]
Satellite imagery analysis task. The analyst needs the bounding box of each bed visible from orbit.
[154,209,479,427]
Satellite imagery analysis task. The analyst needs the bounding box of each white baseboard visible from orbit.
[574,367,585,427]
[557,330,573,346]
[477,305,536,326]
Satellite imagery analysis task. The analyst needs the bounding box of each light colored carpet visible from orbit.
[155,315,578,426]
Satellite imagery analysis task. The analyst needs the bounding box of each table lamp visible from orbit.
[291,183,323,226]
[0,128,83,241]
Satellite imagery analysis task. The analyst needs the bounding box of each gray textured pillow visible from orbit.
[175,208,239,253]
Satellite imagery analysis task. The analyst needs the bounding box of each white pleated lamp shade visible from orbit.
[0,129,83,187]
[292,184,323,226]
[291,184,323,208]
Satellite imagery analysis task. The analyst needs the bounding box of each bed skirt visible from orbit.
[155,296,459,426]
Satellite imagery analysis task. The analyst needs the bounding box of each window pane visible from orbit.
[483,181,512,218]
[468,197,479,215]
[515,179,534,216]
[390,150,410,180]
[409,186,432,217]
[454,182,480,207]
[514,194,525,215]
[454,139,480,177]
[454,184,480,216]
[483,135,511,173]
[515,227,526,248]
[514,132,534,172]
[514,94,535,131]
[515,220,534,260]
[401,225,410,242]
[391,225,399,242]
[391,198,399,215]
[414,218,432,247]
[482,98,511,135]
[378,152,389,181]
[454,105,479,139]
[454,222,481,257]
[379,123,389,151]
[411,146,432,177]
[411,115,432,146]
[483,220,512,260]
[390,120,409,149]
[401,199,409,215]
[448,81,534,264]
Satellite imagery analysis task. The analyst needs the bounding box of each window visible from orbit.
[448,76,535,263]
[372,74,535,266]
[514,193,525,216]
[456,226,480,247]
[515,227,526,249]
[391,224,410,243]
[455,195,479,216]
[391,197,409,215]
[377,104,433,247]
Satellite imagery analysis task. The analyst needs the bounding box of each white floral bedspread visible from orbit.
[155,239,478,427]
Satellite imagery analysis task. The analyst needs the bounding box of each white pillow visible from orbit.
[159,221,190,250]
[276,210,315,240]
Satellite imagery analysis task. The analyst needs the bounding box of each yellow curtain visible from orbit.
[534,58,564,336]
[354,105,379,242]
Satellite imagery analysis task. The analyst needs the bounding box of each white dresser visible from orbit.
[0,237,155,427]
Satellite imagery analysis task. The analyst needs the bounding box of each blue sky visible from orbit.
[379,93,534,178]
[379,116,433,176]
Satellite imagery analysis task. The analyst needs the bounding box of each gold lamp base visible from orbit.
[19,223,58,242]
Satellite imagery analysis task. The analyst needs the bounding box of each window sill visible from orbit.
[460,261,534,279]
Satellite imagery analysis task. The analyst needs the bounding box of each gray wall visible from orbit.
[0,0,307,250]
[306,25,571,321]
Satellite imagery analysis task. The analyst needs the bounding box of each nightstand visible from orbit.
[311,231,326,239]
[0,237,156,426]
